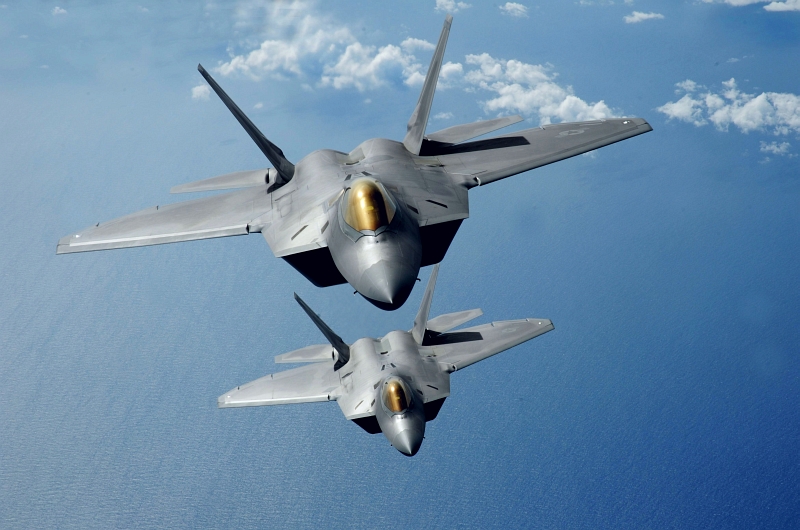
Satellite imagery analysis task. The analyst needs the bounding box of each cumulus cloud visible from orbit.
[214,2,619,124]
[624,11,665,23]
[434,112,454,120]
[401,38,435,52]
[320,42,424,91]
[463,54,616,124]
[658,78,800,135]
[191,84,210,100]
[435,0,471,13]
[760,141,793,155]
[52,6,67,15]
[702,0,800,11]
[218,1,429,90]
[500,3,529,17]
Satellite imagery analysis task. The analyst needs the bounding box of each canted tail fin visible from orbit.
[412,263,440,344]
[402,15,452,155]
[294,293,350,371]
[198,64,294,191]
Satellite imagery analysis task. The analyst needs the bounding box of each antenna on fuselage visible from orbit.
[402,15,452,155]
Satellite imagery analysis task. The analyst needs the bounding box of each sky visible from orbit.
[1,1,799,528]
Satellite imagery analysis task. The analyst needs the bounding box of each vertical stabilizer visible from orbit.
[294,294,350,370]
[412,263,440,344]
[198,64,295,191]
[402,15,453,155]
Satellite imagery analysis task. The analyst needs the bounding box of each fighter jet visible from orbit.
[218,263,553,456]
[57,15,652,310]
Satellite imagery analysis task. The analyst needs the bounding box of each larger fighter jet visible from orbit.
[218,263,554,456]
[57,15,652,310]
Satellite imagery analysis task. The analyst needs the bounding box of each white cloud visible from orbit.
[401,38,435,52]
[764,0,800,11]
[500,3,529,17]
[463,53,616,124]
[254,102,263,109]
[658,78,800,135]
[213,2,620,124]
[52,6,67,15]
[136,6,149,13]
[217,1,355,80]
[702,0,800,11]
[624,11,665,23]
[434,112,454,120]
[435,0,471,13]
[760,141,792,155]
[191,84,210,100]
[675,79,701,93]
[320,42,424,91]
[218,1,426,90]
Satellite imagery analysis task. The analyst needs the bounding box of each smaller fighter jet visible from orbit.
[218,264,554,456]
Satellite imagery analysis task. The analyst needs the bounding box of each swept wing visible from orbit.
[434,118,652,187]
[218,362,340,408]
[426,318,554,371]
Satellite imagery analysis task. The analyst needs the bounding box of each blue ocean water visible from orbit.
[1,3,799,528]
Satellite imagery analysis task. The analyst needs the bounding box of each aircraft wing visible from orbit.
[427,318,554,371]
[56,185,271,254]
[436,118,652,187]
[218,362,341,408]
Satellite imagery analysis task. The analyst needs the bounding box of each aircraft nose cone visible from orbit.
[359,260,417,311]
[392,429,423,457]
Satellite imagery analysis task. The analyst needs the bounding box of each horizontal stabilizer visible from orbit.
[425,115,522,145]
[427,308,483,333]
[171,169,272,194]
[275,344,334,364]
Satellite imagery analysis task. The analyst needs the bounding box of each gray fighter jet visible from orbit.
[57,15,652,310]
[219,263,553,456]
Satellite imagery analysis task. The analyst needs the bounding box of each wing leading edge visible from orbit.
[428,318,554,371]
[218,361,341,408]
[439,118,652,187]
[56,185,270,254]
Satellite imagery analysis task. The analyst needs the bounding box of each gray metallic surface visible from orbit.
[57,15,652,310]
[170,168,272,194]
[197,64,295,188]
[425,115,523,144]
[218,264,554,456]
[402,15,452,155]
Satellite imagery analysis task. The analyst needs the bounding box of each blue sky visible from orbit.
[1,1,798,528]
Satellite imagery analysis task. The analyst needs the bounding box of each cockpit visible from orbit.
[381,376,412,415]
[343,178,396,233]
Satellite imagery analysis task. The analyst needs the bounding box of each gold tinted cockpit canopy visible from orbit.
[343,178,396,232]
[382,377,412,414]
